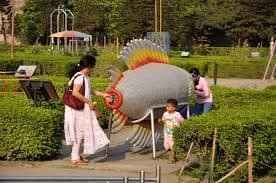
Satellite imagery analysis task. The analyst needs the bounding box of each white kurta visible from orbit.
[64,72,110,154]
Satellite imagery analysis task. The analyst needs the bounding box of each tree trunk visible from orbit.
[1,13,7,45]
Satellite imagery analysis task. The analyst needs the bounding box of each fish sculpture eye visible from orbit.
[104,88,123,109]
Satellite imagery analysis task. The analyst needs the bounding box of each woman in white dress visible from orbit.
[64,55,111,165]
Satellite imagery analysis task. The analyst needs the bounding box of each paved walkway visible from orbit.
[0,126,199,183]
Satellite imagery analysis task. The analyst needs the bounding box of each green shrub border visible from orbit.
[0,94,63,160]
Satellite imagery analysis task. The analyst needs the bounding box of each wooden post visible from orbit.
[248,137,253,183]
[210,128,217,182]
[215,161,248,183]
[263,41,276,80]
[178,142,194,176]
[116,37,119,58]
[270,62,276,79]
[154,0,157,33]
[214,63,218,85]
[11,8,15,58]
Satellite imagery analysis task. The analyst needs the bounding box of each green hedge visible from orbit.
[174,86,276,181]
[208,63,272,79]
[0,59,23,71]
[171,60,273,79]
[0,94,63,160]
[0,53,126,78]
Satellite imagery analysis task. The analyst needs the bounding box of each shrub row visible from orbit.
[0,55,126,78]
[172,61,273,79]
[174,86,276,181]
[0,59,24,72]
[0,94,63,160]
[171,46,269,57]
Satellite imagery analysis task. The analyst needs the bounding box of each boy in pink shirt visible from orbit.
[159,99,184,163]
[189,68,213,115]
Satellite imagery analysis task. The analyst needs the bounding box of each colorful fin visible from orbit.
[119,39,170,70]
[108,65,123,88]
[111,109,128,133]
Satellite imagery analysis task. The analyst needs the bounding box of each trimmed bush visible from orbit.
[0,59,23,72]
[208,63,271,78]
[0,94,63,160]
[174,86,276,181]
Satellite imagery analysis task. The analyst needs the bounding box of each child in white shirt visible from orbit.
[159,98,184,163]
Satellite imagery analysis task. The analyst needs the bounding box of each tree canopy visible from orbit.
[16,0,276,46]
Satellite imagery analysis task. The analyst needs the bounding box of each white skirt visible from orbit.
[64,106,110,154]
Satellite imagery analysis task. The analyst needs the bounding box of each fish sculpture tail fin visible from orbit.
[108,65,123,88]
[119,39,170,70]
[127,122,163,150]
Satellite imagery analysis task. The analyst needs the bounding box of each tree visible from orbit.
[194,0,276,46]
[68,0,111,41]
[169,0,202,46]
[17,0,67,44]
[0,0,11,45]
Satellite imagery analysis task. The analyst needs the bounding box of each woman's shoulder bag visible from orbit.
[63,74,85,110]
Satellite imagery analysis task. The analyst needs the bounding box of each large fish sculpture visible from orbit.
[104,39,191,150]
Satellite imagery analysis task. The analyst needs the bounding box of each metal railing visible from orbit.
[0,166,161,183]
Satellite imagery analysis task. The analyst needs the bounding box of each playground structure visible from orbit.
[49,5,92,54]
[104,39,191,158]
[49,30,92,54]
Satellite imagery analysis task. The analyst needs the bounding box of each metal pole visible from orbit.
[140,170,145,183]
[105,109,113,157]
[156,166,161,183]
[50,9,58,35]
[57,8,61,50]
[150,108,156,159]
[154,0,158,43]
[50,9,58,50]
[124,176,129,183]
[64,12,68,52]
[159,0,162,46]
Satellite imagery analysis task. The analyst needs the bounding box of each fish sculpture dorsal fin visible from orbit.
[119,39,170,70]
[108,65,123,88]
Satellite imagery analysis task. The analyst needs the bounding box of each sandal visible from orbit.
[71,159,88,165]
[80,155,89,163]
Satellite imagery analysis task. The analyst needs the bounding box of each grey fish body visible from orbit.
[115,63,190,120]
